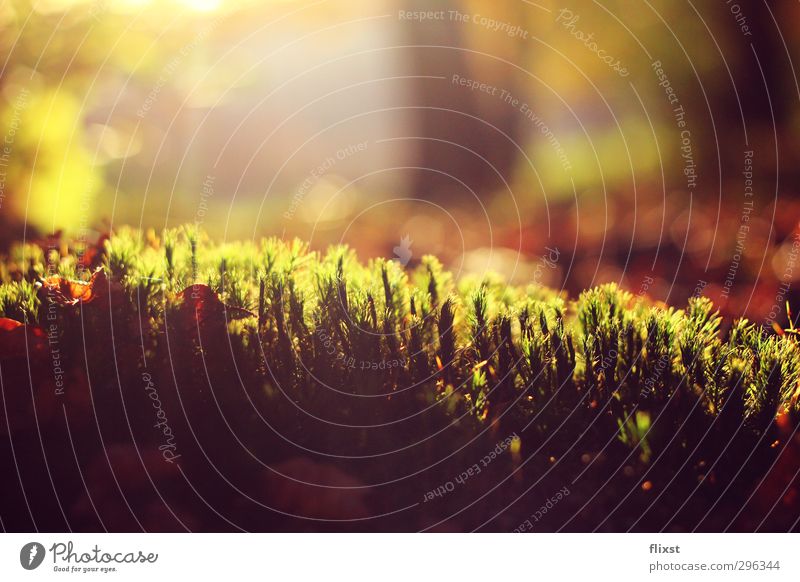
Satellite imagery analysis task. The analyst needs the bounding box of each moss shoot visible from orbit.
[1,226,799,532]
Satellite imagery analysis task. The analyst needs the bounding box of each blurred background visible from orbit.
[1,0,799,323]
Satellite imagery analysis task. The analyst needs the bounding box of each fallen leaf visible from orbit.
[39,268,123,309]
[0,318,48,360]
[177,284,254,326]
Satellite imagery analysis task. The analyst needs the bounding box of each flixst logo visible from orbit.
[20,542,46,570]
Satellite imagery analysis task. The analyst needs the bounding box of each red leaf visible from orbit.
[0,318,55,435]
[0,318,47,361]
[177,284,254,327]
[39,268,123,309]
[76,233,108,272]
[0,318,23,332]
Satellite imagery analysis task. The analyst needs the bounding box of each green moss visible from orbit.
[2,226,799,430]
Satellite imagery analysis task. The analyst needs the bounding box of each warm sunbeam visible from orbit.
[1,1,799,574]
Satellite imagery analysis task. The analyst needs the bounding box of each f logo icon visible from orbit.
[20,542,45,570]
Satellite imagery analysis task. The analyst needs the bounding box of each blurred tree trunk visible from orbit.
[399,0,526,201]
